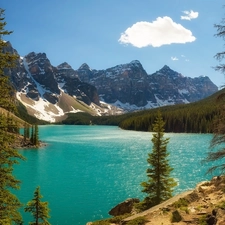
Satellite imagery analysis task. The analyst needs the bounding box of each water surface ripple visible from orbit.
[15,125,214,224]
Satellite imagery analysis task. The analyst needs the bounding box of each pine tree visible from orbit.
[203,107,225,174]
[0,8,24,224]
[0,9,18,112]
[141,111,177,209]
[24,123,27,142]
[214,11,225,74]
[25,186,51,225]
[34,124,39,146]
[0,113,24,224]
[30,125,34,144]
[203,6,225,174]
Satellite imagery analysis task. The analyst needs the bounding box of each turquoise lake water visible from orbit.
[14,125,215,224]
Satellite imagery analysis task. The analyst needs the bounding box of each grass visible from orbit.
[92,214,131,225]
[199,215,207,225]
[216,200,225,209]
[126,216,147,225]
[173,198,189,209]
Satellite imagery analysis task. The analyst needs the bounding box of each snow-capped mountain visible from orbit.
[5,42,120,122]
[4,42,218,122]
[77,61,218,110]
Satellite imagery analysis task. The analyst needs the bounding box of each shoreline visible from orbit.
[13,134,47,149]
[88,176,225,225]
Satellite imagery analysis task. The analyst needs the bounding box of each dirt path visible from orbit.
[122,190,193,223]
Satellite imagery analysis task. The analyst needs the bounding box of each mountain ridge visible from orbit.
[4,41,218,122]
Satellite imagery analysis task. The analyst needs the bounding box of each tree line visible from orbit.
[62,89,225,134]
[119,90,223,133]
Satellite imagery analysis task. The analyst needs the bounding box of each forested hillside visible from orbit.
[62,88,224,133]
[119,89,225,133]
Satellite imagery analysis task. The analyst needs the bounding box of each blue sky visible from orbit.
[1,0,225,87]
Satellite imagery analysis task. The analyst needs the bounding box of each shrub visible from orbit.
[199,215,207,225]
[134,201,148,212]
[92,214,131,225]
[92,221,110,225]
[108,214,131,223]
[216,200,225,209]
[126,216,147,225]
[173,198,189,208]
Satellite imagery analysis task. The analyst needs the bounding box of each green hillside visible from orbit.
[62,88,225,133]
[16,101,48,125]
[119,88,225,133]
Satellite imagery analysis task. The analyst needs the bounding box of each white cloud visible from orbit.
[181,10,199,20]
[118,16,196,48]
[171,56,179,61]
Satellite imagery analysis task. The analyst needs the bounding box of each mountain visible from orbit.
[5,42,121,122]
[4,42,218,122]
[77,62,218,110]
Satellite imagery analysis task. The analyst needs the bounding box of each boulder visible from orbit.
[171,210,182,222]
[215,208,225,225]
[206,214,217,225]
[108,198,140,216]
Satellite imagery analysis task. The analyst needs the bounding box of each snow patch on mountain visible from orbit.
[112,96,181,111]
[16,92,64,122]
[23,58,47,97]
[178,89,190,95]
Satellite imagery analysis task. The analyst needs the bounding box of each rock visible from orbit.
[171,210,182,222]
[218,220,225,225]
[206,214,217,225]
[216,208,225,224]
[216,208,225,217]
[108,198,140,216]
[185,190,200,202]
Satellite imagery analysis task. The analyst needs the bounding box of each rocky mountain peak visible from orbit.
[157,65,183,78]
[25,52,49,65]
[78,63,91,71]
[129,60,142,67]
[2,41,19,55]
[57,62,72,70]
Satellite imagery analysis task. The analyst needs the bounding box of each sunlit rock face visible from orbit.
[4,42,100,106]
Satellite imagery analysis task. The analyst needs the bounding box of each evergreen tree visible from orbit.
[26,124,30,139]
[214,11,225,74]
[25,186,51,225]
[34,124,39,146]
[203,6,225,174]
[30,125,34,144]
[24,123,27,142]
[0,113,24,224]
[141,111,177,209]
[0,9,18,112]
[203,106,225,174]
[0,8,24,224]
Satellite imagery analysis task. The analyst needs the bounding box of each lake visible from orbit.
[15,125,215,224]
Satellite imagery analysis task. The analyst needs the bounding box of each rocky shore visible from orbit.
[88,176,225,225]
[12,134,46,149]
